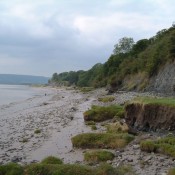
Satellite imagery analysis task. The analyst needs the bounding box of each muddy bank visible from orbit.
[125,103,175,131]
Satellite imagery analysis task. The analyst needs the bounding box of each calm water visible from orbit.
[0,84,42,105]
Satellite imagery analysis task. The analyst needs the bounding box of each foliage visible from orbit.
[0,161,136,175]
[83,105,124,122]
[71,133,134,149]
[113,37,134,55]
[168,168,175,175]
[140,136,175,157]
[84,150,114,163]
[0,163,23,175]
[50,26,175,90]
[34,129,41,134]
[131,97,175,107]
[41,156,63,165]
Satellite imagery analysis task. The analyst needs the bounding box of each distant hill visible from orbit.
[0,74,49,85]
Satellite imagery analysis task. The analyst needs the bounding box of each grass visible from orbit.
[130,96,175,107]
[84,150,114,163]
[98,96,115,103]
[140,136,175,157]
[79,87,94,93]
[0,158,135,175]
[83,105,124,122]
[106,122,129,133]
[91,125,97,130]
[71,133,134,149]
[168,168,175,175]
[34,129,41,134]
[0,163,24,175]
[85,121,96,125]
[41,156,63,165]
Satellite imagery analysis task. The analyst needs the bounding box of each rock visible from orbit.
[11,156,22,163]
[133,144,140,150]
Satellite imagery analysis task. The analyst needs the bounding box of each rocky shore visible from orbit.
[0,87,174,175]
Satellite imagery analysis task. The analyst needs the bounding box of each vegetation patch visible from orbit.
[41,156,63,165]
[84,105,124,122]
[84,150,114,163]
[80,87,94,93]
[106,122,129,133]
[85,121,96,126]
[168,168,175,175]
[140,136,175,157]
[131,97,175,107]
[98,96,115,103]
[71,133,134,149]
[34,129,41,134]
[91,125,97,130]
[0,163,23,175]
[0,159,135,175]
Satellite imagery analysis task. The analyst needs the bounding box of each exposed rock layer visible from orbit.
[125,103,175,131]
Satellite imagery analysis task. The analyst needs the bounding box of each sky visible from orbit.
[0,0,175,77]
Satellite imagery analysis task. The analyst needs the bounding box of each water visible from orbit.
[0,84,43,106]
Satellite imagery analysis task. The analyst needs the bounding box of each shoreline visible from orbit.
[0,87,175,175]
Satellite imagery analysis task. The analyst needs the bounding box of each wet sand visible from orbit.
[0,87,95,164]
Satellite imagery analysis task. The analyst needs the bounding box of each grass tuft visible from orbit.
[34,129,41,134]
[140,136,175,157]
[84,150,114,163]
[41,156,63,165]
[71,133,134,149]
[106,122,129,133]
[84,105,124,122]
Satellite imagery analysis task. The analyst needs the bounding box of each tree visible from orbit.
[113,37,134,55]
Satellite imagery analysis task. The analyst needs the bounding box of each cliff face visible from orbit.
[148,61,175,95]
[125,103,175,131]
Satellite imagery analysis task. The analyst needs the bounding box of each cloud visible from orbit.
[0,0,174,76]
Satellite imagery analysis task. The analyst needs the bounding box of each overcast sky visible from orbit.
[0,0,174,77]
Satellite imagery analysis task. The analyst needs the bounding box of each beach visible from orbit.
[0,87,174,175]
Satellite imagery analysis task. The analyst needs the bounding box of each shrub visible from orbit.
[41,156,63,165]
[71,133,134,149]
[83,105,124,122]
[84,150,114,163]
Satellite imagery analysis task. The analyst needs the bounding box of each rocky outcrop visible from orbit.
[125,103,175,131]
[148,61,175,95]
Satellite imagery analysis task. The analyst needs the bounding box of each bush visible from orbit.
[71,133,134,149]
[41,156,63,165]
[84,150,114,163]
[140,140,157,152]
[83,105,124,122]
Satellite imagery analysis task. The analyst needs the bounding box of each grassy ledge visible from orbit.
[84,150,114,163]
[71,133,134,149]
[140,136,175,157]
[83,105,124,122]
[130,97,175,107]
